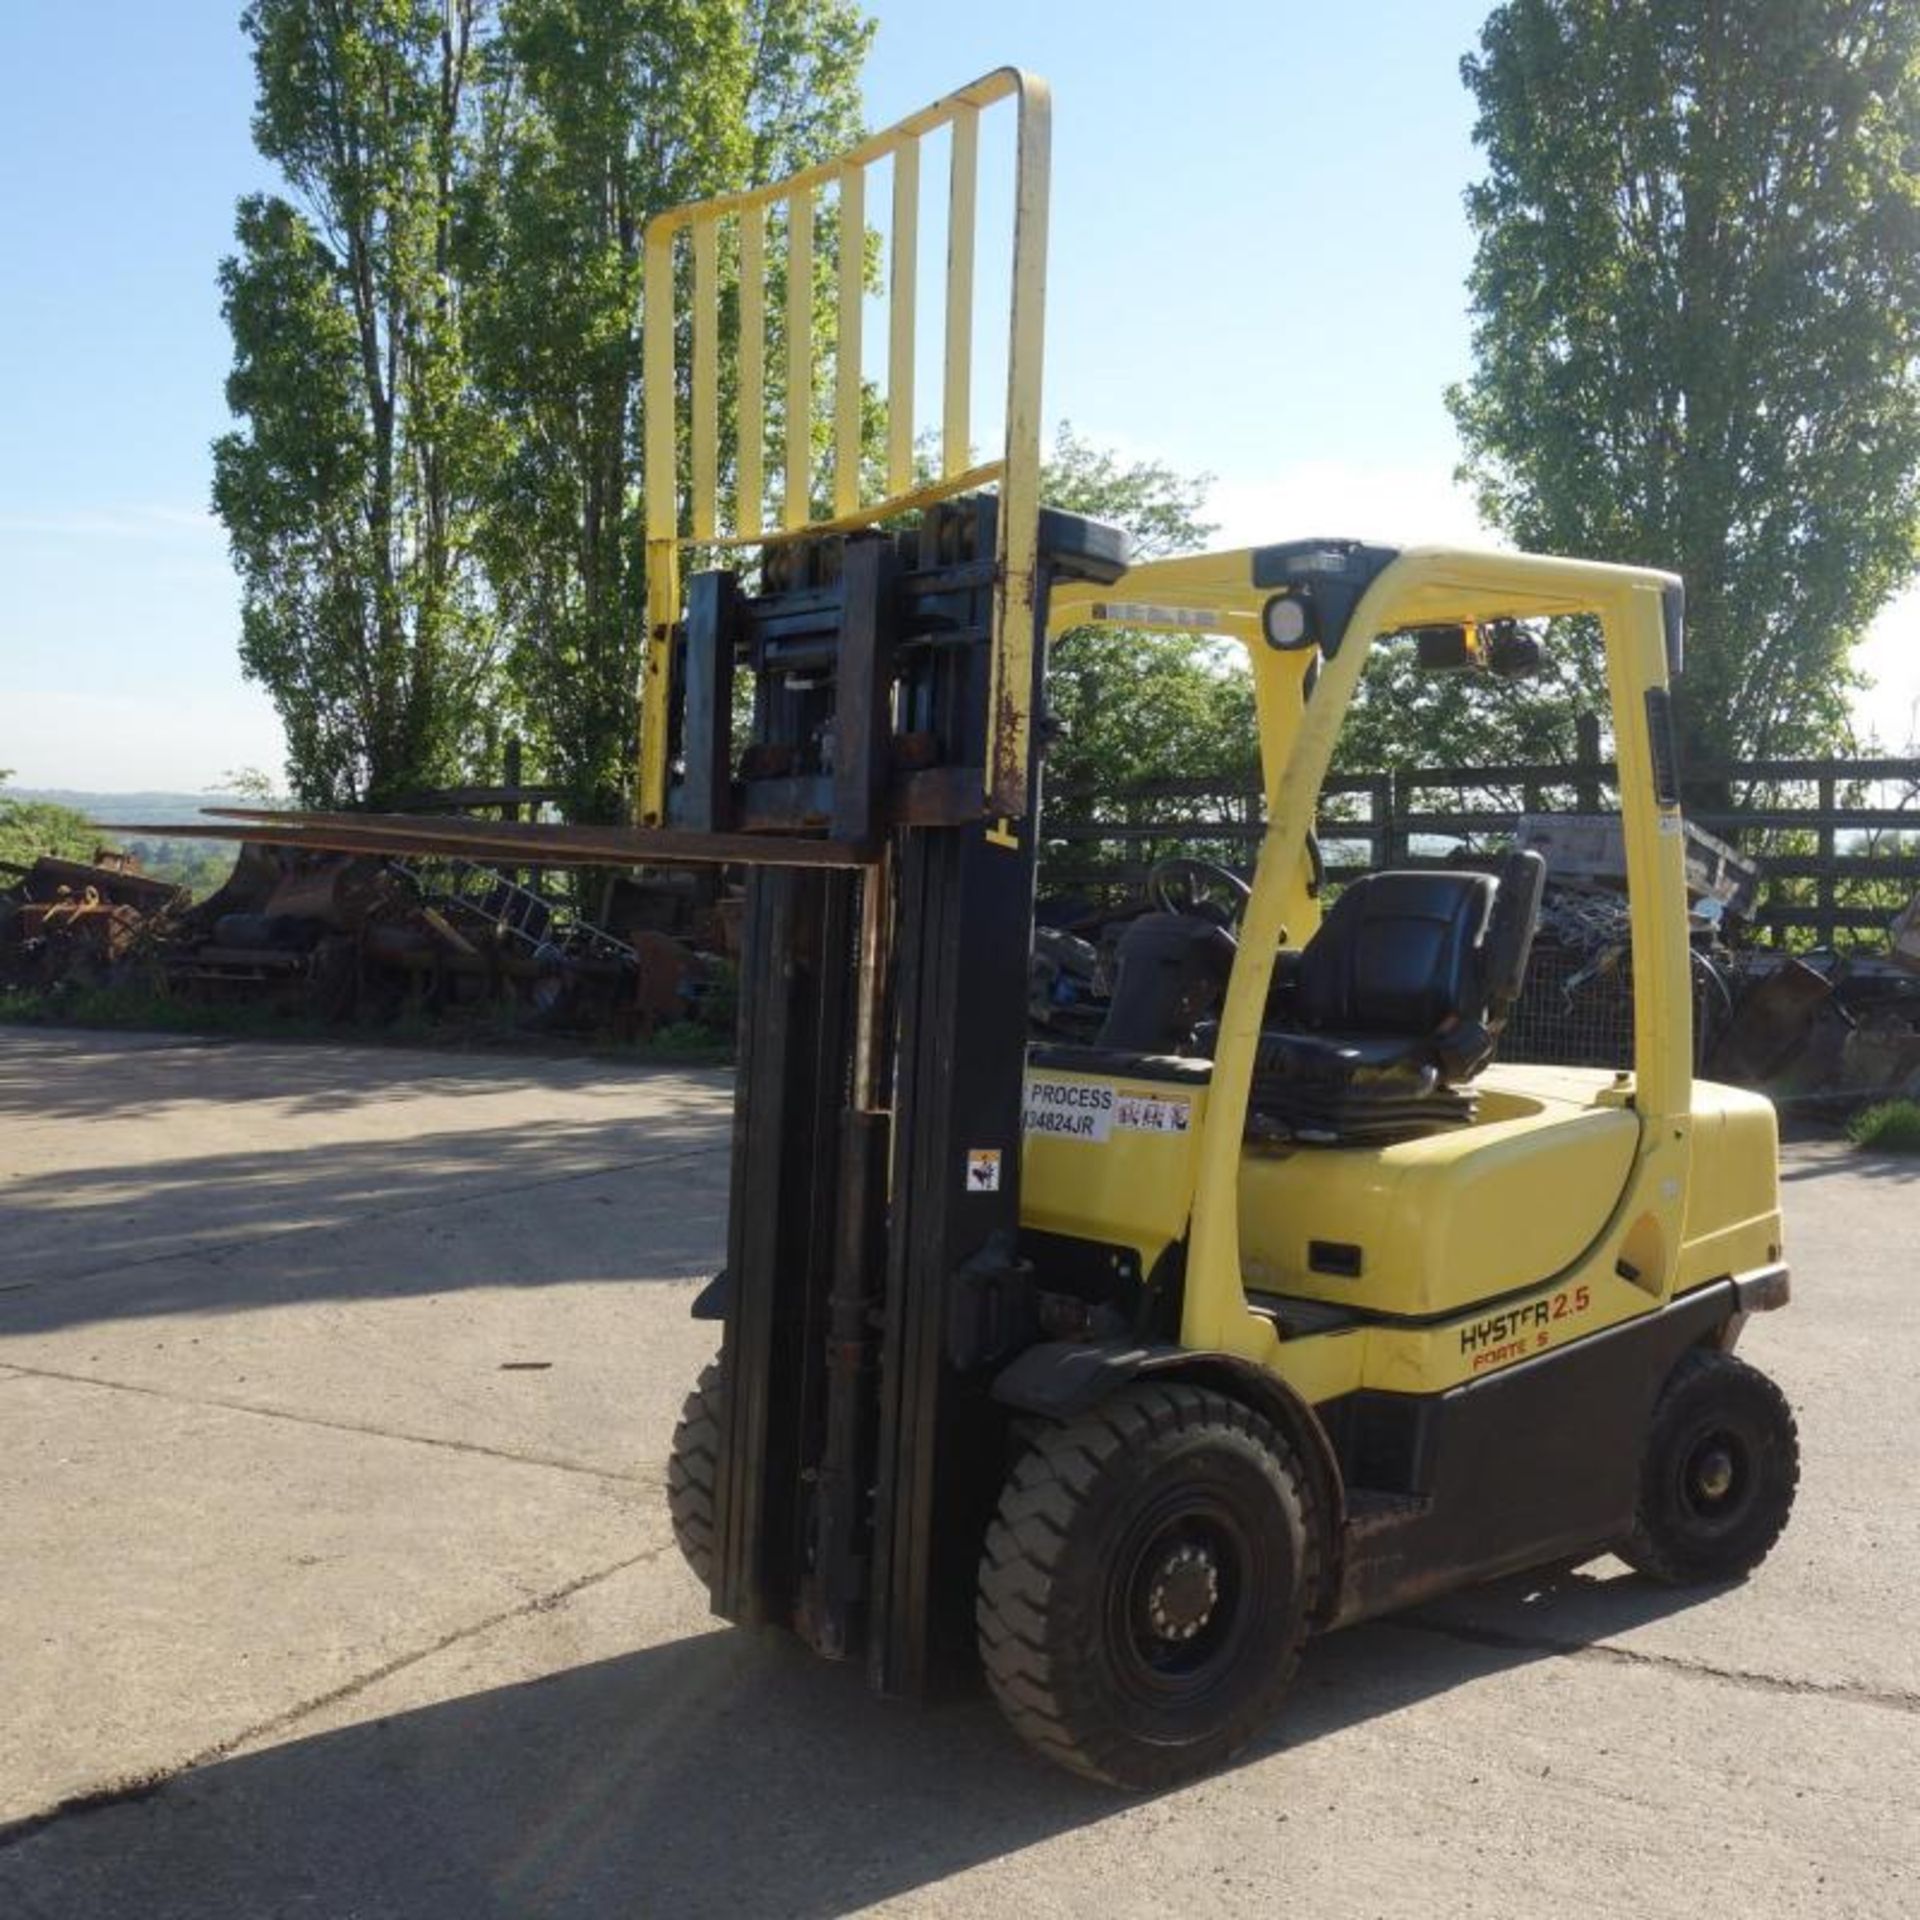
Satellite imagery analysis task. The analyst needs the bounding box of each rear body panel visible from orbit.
[1236,1064,1640,1316]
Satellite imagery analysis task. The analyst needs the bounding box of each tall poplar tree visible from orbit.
[1447,0,1920,770]
[214,0,500,807]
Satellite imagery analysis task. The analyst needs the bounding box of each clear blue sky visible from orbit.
[2,0,1915,791]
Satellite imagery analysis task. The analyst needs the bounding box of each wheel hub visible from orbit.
[1692,1444,1736,1503]
[1145,1543,1220,1642]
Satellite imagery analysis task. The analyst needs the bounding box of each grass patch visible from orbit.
[1847,1099,1920,1153]
[0,982,317,1041]
[634,1018,734,1064]
[0,980,734,1064]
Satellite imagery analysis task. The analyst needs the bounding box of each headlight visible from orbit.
[1261,589,1318,652]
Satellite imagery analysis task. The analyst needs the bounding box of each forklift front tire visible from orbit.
[668,1355,724,1590]
[1619,1349,1799,1586]
[977,1382,1321,1790]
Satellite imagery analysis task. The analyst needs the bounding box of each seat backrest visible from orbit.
[1097,913,1237,1054]
[1480,849,1548,1024]
[1295,872,1495,1037]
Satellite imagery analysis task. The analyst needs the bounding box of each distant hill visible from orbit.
[10,790,250,826]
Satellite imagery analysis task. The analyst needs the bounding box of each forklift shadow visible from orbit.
[19,1565,1714,1919]
[1286,1554,1727,1735]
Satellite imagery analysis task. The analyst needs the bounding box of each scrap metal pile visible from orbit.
[1716,947,1920,1110]
[0,838,738,1041]
[1505,814,1920,1105]
[8,811,1918,1101]
[0,851,185,987]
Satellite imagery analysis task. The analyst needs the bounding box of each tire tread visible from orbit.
[667,1357,724,1588]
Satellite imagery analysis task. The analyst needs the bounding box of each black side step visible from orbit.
[1244,1290,1365,1340]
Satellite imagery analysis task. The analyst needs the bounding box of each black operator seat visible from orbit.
[1248,850,1547,1144]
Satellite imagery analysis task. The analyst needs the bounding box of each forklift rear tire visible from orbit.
[1619,1349,1799,1585]
[668,1356,724,1590]
[977,1382,1321,1790]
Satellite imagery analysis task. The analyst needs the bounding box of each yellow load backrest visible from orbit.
[639,67,1052,823]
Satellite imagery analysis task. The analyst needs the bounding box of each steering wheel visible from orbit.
[1147,856,1251,930]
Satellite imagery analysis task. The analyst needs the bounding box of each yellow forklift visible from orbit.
[637,69,1796,1789]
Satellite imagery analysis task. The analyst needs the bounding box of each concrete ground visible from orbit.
[0,1028,1915,1920]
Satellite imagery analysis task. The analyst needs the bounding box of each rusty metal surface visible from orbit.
[260,857,397,930]
[627,930,698,1026]
[13,855,185,913]
[1707,958,1836,1084]
[17,895,144,955]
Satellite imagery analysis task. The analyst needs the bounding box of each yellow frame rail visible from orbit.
[639,67,1053,824]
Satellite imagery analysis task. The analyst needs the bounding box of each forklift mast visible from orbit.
[636,71,1124,1693]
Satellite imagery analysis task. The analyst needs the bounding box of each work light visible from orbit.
[1262,590,1318,652]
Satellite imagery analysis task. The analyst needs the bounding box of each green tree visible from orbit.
[213,0,503,809]
[1034,427,1261,892]
[0,774,115,868]
[218,765,292,808]
[1039,425,1242,802]
[119,838,238,899]
[1447,0,1920,771]
[464,0,871,821]
[1335,622,1605,777]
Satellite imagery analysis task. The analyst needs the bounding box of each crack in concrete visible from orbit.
[0,1358,662,1487]
[1394,1614,1920,1715]
[9,1133,728,1295]
[0,1546,664,1855]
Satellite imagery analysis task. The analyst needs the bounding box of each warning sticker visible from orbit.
[966,1148,1003,1191]
[1024,1079,1114,1141]
[1114,1092,1192,1135]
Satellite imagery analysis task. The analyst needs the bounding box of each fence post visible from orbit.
[503,737,523,822]
[1369,774,1389,869]
[1574,712,1602,814]
[1817,773,1837,948]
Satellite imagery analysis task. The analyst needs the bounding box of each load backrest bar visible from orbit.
[639,67,1052,825]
